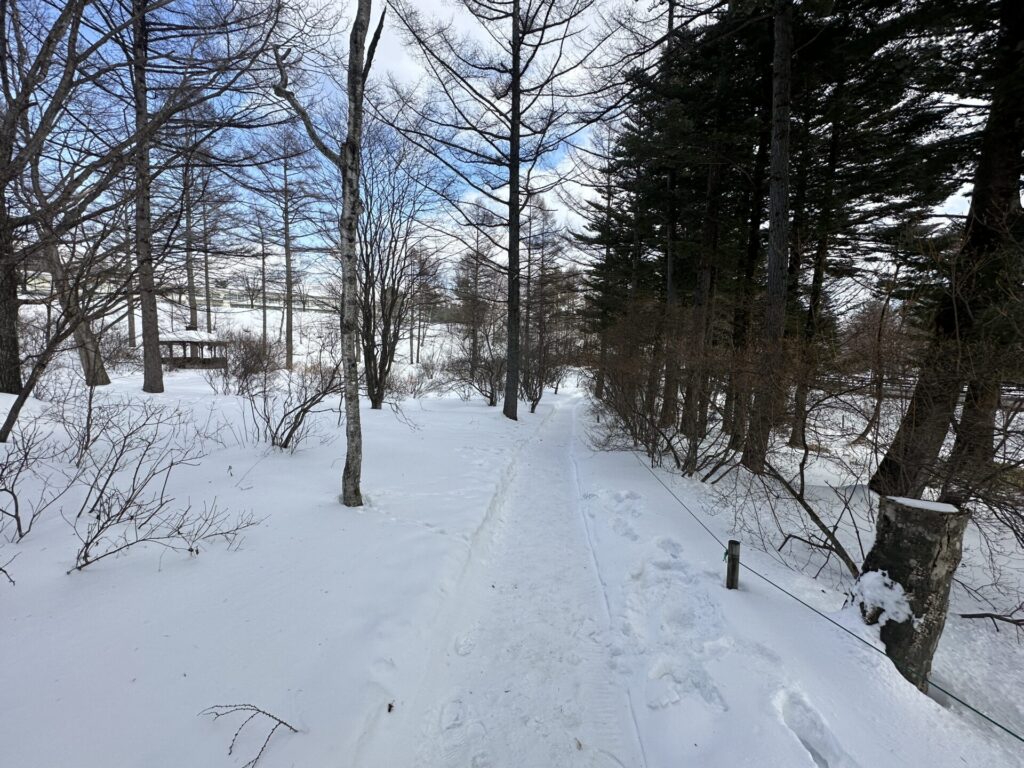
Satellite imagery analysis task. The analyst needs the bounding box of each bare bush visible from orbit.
[241,326,344,451]
[99,326,143,372]
[592,301,669,460]
[0,421,75,542]
[416,344,445,381]
[61,401,256,572]
[388,368,438,400]
[204,331,285,396]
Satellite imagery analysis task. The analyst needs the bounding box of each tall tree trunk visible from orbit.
[126,274,137,347]
[260,227,268,348]
[656,0,684,427]
[594,332,607,400]
[742,0,793,473]
[871,0,1024,497]
[502,0,522,422]
[336,0,381,506]
[523,212,532,401]
[943,374,1000,502]
[790,115,840,449]
[659,191,680,428]
[726,85,770,450]
[274,1,383,506]
[184,163,198,330]
[134,0,162,393]
[785,108,809,321]
[682,155,722,473]
[283,157,294,369]
[201,202,212,333]
[416,316,425,363]
[0,215,21,395]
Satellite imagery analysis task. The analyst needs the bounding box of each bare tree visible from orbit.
[387,0,600,421]
[0,209,137,442]
[355,120,443,408]
[273,0,386,506]
[246,126,323,369]
[449,249,508,406]
[120,0,286,393]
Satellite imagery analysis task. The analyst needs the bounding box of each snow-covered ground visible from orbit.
[2,357,1021,766]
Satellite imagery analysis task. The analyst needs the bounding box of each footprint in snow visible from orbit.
[613,490,641,503]
[437,698,489,765]
[611,516,639,541]
[776,689,860,768]
[454,629,477,657]
[440,699,464,731]
[656,536,683,558]
[645,658,728,711]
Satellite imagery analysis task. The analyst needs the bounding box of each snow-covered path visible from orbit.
[357,392,1020,768]
[359,397,645,767]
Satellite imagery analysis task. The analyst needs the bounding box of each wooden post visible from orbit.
[726,539,741,589]
[856,496,970,692]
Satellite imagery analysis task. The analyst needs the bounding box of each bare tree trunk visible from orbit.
[790,116,840,449]
[337,2,381,506]
[726,93,769,450]
[0,217,21,395]
[742,0,792,473]
[943,374,1000,503]
[470,238,481,379]
[682,154,722,472]
[201,202,212,333]
[854,272,898,446]
[184,163,199,330]
[134,0,163,394]
[73,323,110,387]
[283,157,294,369]
[502,0,521,422]
[409,305,415,362]
[523,211,532,403]
[274,1,384,506]
[126,273,137,347]
[594,332,607,400]
[659,202,679,428]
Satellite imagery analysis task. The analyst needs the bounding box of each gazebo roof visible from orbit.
[159,330,225,344]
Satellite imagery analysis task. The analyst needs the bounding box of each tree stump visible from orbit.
[857,496,970,692]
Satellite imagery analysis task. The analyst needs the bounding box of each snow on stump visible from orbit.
[855,495,970,692]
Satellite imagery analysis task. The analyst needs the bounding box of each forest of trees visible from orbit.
[580,0,1023,592]
[2,0,1022,644]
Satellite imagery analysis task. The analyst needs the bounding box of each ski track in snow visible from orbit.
[358,397,644,767]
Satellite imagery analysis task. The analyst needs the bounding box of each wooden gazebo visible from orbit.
[159,330,230,370]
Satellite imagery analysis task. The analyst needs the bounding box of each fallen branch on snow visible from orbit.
[200,703,299,768]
